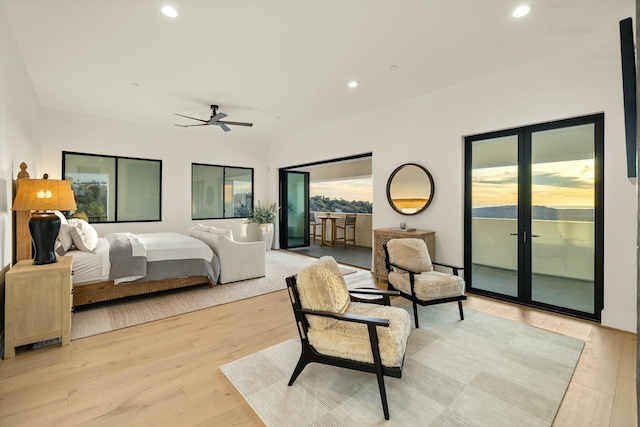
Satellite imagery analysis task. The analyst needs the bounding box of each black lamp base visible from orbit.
[29,212,61,265]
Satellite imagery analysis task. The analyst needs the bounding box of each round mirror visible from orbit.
[386,163,434,215]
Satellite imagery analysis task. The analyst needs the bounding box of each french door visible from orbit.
[464,114,604,321]
[279,170,310,249]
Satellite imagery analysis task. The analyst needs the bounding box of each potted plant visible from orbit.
[248,201,279,251]
[248,201,279,224]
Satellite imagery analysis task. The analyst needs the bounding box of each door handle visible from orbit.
[510,231,535,242]
[510,232,540,242]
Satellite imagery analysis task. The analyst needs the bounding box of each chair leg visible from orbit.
[458,300,464,320]
[367,324,390,420]
[375,366,390,420]
[413,300,420,328]
[288,355,309,386]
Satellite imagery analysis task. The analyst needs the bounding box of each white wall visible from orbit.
[37,108,270,242]
[0,5,41,268]
[268,29,637,331]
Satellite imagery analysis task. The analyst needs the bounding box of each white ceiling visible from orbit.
[1,0,634,143]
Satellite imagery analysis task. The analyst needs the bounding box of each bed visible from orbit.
[14,163,220,306]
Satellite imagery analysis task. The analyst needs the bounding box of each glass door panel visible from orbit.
[530,124,595,313]
[466,114,603,321]
[471,135,519,297]
[280,171,310,249]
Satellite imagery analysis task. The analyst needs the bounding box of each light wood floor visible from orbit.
[0,272,636,426]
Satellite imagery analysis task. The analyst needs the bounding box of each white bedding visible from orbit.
[68,232,216,286]
[139,232,214,262]
[69,238,111,285]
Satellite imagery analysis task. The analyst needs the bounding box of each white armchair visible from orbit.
[188,227,266,284]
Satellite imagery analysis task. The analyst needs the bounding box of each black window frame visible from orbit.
[62,151,162,223]
[191,163,254,220]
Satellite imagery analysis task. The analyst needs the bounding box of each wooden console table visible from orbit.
[373,228,435,281]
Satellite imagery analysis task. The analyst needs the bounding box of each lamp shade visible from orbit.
[12,179,77,212]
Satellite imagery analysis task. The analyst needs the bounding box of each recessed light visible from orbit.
[162,5,179,18]
[512,5,531,18]
[348,81,358,88]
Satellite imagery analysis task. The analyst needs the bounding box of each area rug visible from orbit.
[70,250,363,340]
[220,302,584,427]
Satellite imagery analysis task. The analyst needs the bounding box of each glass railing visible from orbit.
[472,217,594,281]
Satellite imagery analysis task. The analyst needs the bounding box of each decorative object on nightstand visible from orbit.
[4,256,73,358]
[11,175,77,265]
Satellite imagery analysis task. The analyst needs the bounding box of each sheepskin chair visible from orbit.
[285,256,410,420]
[383,238,467,328]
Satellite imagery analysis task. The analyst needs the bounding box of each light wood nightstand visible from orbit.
[4,256,73,358]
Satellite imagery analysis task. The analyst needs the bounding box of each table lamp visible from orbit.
[12,176,77,265]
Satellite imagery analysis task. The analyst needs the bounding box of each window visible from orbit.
[63,152,162,223]
[192,163,253,219]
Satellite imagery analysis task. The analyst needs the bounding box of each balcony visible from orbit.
[287,212,373,270]
[471,217,594,313]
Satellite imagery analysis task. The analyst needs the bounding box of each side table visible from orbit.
[4,256,73,358]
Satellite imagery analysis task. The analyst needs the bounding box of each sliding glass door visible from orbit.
[279,170,310,249]
[465,114,604,321]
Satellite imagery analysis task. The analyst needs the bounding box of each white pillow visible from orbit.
[54,210,73,254]
[68,218,99,253]
[196,224,233,240]
[208,226,233,241]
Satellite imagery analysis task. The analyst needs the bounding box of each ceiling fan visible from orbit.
[175,105,253,132]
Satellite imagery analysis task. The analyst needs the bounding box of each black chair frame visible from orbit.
[286,275,403,420]
[383,243,467,328]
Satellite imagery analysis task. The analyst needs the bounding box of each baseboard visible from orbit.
[601,309,636,333]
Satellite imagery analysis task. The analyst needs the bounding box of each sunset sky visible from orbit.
[472,159,594,208]
[310,177,373,202]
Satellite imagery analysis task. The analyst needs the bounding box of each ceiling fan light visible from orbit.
[162,5,179,18]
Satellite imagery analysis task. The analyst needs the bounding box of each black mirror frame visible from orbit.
[386,163,435,215]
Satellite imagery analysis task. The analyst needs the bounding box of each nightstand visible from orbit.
[4,256,73,358]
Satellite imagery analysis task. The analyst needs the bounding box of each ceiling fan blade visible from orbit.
[174,123,209,127]
[218,123,232,132]
[175,113,208,123]
[210,112,227,123]
[218,120,253,127]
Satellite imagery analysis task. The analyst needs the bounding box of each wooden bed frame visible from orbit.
[15,163,213,307]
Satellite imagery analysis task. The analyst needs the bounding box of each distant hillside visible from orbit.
[310,195,373,214]
[473,205,593,222]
